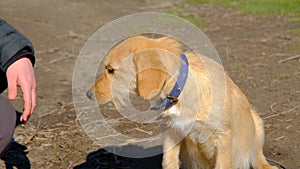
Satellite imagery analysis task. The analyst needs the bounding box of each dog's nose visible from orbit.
[86,89,94,100]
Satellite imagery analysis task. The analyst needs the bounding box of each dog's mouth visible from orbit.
[85,84,173,123]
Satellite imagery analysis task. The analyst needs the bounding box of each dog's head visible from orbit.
[86,35,182,104]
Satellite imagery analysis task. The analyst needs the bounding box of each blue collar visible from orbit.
[151,53,189,111]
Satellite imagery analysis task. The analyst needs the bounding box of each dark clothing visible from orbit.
[0,19,35,93]
[0,19,35,154]
[0,95,16,155]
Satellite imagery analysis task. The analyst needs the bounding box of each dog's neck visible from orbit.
[151,54,189,111]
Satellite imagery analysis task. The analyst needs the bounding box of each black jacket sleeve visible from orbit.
[0,19,35,72]
[0,19,35,93]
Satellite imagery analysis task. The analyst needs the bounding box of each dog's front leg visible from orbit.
[162,129,182,169]
[215,134,233,169]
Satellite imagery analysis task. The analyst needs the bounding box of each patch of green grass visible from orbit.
[186,0,207,3]
[285,44,300,52]
[181,15,205,28]
[186,0,300,16]
[167,9,182,16]
[289,17,300,23]
[232,66,250,76]
[166,10,205,28]
[279,72,288,79]
[292,28,300,35]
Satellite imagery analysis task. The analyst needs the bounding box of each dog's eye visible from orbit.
[106,66,115,74]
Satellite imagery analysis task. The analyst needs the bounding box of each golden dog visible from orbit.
[86,35,277,169]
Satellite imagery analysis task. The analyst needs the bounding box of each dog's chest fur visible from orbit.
[166,105,219,166]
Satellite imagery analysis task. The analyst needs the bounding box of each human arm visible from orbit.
[0,19,36,122]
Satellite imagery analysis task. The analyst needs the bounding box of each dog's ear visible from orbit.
[156,37,181,55]
[134,51,169,100]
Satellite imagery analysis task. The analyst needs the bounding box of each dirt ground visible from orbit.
[0,0,299,169]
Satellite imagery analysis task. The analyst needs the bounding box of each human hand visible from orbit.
[6,57,36,122]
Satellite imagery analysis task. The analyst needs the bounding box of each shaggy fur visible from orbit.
[87,35,277,169]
